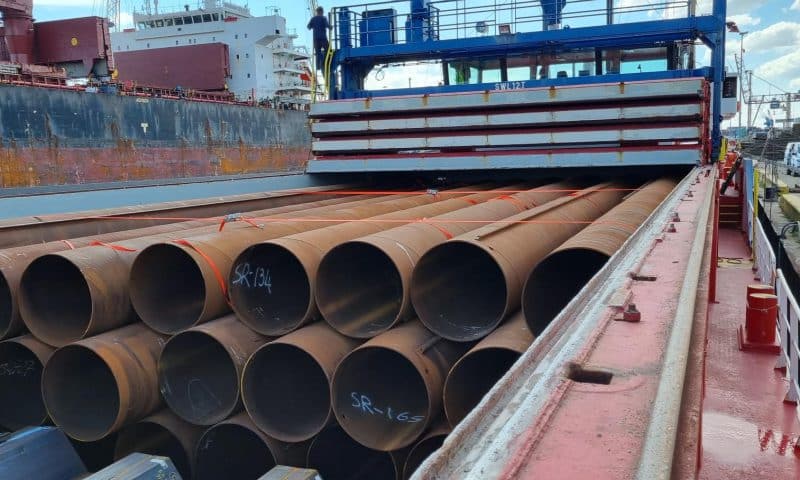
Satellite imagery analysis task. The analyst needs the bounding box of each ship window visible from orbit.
[507,66,532,82]
[148,21,156,28]
[155,20,164,27]
[235,34,239,39]
[212,36,216,41]
[246,53,249,58]
[193,15,202,23]
[245,33,248,38]
[176,40,179,45]
[447,59,501,85]
[147,43,150,48]
[212,13,219,21]
[203,14,212,22]
[248,73,251,78]
[184,16,193,24]
[175,17,184,25]
[620,52,667,75]
[165,18,174,26]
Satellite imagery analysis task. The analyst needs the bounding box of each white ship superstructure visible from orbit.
[111,0,311,106]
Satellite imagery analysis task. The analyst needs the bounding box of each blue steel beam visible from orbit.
[709,0,727,160]
[332,15,724,69]
[324,0,727,167]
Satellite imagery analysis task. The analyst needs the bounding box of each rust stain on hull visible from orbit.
[0,145,310,187]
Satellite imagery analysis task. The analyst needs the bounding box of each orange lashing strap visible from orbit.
[173,239,231,306]
[89,241,137,252]
[60,240,76,250]
[420,218,454,240]
[218,213,264,232]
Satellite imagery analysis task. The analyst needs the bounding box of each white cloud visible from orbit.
[727,14,761,28]
[792,0,800,10]
[745,22,800,54]
[758,49,800,89]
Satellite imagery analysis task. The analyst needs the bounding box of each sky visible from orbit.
[28,0,800,127]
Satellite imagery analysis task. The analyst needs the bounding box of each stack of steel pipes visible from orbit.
[0,179,676,480]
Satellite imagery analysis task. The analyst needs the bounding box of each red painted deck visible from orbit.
[500,173,800,479]
[512,172,710,479]
[698,228,800,479]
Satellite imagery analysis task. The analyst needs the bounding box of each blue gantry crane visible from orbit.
[307,0,732,173]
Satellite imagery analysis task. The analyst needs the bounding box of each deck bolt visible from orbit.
[622,303,641,322]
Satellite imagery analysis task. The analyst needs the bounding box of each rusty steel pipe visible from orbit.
[522,178,677,335]
[0,217,214,341]
[131,192,458,335]
[158,315,268,426]
[230,186,511,336]
[443,313,533,427]
[307,425,408,480]
[195,413,309,480]
[17,197,354,347]
[316,182,577,339]
[331,321,470,451]
[42,323,167,441]
[410,183,627,342]
[0,185,352,249]
[242,322,361,442]
[0,193,353,341]
[114,410,204,479]
[402,422,451,480]
[0,335,54,430]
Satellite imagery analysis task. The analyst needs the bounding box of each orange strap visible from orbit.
[60,240,76,250]
[89,241,137,252]
[218,213,264,232]
[420,218,454,239]
[173,239,230,306]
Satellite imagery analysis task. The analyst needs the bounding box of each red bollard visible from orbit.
[738,292,781,354]
[747,284,775,297]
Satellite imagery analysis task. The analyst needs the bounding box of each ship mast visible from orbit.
[106,0,121,31]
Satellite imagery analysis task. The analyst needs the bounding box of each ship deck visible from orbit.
[694,228,800,478]
[2,166,800,478]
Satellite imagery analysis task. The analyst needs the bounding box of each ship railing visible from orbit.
[331,0,691,49]
[0,72,69,88]
[749,162,800,418]
[754,202,777,286]
[775,268,800,411]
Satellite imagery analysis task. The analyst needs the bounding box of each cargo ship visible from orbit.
[2,0,800,479]
[0,0,311,189]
